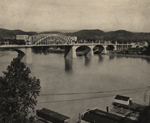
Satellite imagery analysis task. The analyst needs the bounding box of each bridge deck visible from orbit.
[0,43,132,48]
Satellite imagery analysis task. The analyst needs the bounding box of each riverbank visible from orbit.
[107,53,150,59]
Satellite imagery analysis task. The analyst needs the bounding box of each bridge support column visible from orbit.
[86,46,94,56]
[16,48,32,64]
[114,45,117,51]
[118,46,120,50]
[25,48,32,64]
[115,41,118,50]
[102,46,108,54]
[64,46,77,58]
[72,46,77,58]
[91,48,94,56]
[21,48,32,64]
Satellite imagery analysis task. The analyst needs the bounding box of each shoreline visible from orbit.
[107,53,150,59]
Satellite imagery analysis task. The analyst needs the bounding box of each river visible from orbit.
[0,50,150,122]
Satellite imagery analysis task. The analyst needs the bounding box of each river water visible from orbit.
[0,50,150,122]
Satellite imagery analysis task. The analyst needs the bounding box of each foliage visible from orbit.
[66,29,150,42]
[137,106,150,123]
[0,58,41,123]
[145,44,150,55]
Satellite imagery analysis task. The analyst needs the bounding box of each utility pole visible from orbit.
[145,86,150,106]
[78,113,81,123]
[149,95,150,106]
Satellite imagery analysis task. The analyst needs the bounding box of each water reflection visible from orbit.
[65,58,72,72]
[116,55,123,58]
[32,48,64,55]
[84,56,91,66]
[32,49,45,55]
[109,55,115,60]
[143,57,150,64]
[32,49,49,55]
[98,54,103,63]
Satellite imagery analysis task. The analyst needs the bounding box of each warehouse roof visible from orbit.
[37,108,69,122]
[115,95,130,101]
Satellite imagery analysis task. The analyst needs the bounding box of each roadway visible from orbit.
[0,43,132,48]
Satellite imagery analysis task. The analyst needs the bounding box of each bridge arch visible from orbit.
[93,44,117,54]
[106,45,115,50]
[64,45,94,58]
[76,45,93,56]
[93,45,104,54]
[106,45,116,53]
[32,34,75,45]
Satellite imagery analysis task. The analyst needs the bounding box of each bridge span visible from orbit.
[0,42,132,64]
[1,34,134,63]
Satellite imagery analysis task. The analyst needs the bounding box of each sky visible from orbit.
[0,0,150,32]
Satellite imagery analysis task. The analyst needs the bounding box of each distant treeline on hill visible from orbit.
[65,30,150,43]
[0,28,150,43]
[0,28,37,40]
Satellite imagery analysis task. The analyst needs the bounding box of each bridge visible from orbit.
[0,34,133,64]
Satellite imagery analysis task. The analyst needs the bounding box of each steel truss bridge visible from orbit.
[30,34,77,45]
[0,33,133,64]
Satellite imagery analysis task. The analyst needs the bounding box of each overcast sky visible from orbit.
[0,0,150,32]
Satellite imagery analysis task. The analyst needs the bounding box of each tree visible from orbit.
[137,106,150,123]
[0,58,41,123]
[145,44,150,55]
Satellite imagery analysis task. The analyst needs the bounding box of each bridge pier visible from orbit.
[114,45,117,51]
[72,46,77,58]
[25,48,32,64]
[64,46,77,58]
[102,46,108,54]
[86,46,94,56]
[16,48,32,64]
[64,45,94,58]
[114,41,117,50]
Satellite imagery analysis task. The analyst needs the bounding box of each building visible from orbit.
[114,95,132,105]
[16,35,32,45]
[16,35,29,40]
[36,108,70,123]
[110,95,145,121]
[131,41,148,48]
[81,109,135,123]
[80,95,145,123]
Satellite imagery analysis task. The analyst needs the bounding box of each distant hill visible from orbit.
[65,29,150,42]
[38,31,63,34]
[0,28,150,42]
[104,30,150,42]
[0,28,37,40]
[103,30,133,41]
[65,29,105,40]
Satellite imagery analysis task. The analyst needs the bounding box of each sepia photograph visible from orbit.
[0,0,150,123]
